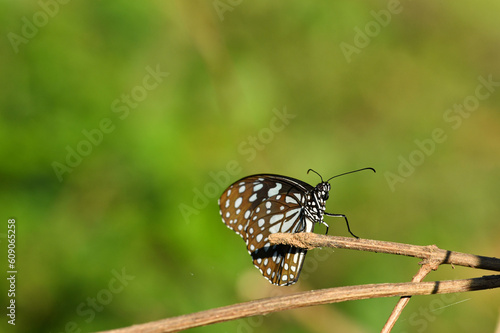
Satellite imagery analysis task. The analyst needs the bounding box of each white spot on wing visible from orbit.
[281,214,299,232]
[270,214,284,224]
[234,197,242,208]
[269,223,281,234]
[285,208,300,217]
[267,183,282,197]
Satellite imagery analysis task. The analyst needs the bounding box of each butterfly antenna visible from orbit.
[326,167,376,182]
[307,169,324,182]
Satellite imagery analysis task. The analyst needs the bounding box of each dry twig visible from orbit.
[381,261,439,332]
[271,232,500,332]
[98,233,500,333]
[269,233,500,271]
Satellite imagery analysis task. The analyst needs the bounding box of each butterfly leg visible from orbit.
[324,213,359,238]
[319,220,329,235]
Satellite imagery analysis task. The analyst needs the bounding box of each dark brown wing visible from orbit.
[219,174,315,286]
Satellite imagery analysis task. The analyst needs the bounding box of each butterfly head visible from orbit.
[307,181,331,221]
[306,170,331,214]
[314,182,331,202]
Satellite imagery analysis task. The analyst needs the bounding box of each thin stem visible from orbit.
[268,233,500,272]
[97,275,500,333]
[381,262,439,333]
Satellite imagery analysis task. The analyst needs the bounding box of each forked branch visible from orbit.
[269,233,500,271]
[98,234,500,333]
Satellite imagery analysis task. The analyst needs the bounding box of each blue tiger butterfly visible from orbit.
[219,168,375,286]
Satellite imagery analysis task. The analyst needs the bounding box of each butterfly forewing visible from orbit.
[219,174,316,286]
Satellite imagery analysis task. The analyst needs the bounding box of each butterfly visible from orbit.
[218,168,375,286]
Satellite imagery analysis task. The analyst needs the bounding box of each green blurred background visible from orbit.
[1,1,500,332]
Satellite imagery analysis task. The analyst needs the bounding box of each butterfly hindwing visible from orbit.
[247,194,316,285]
